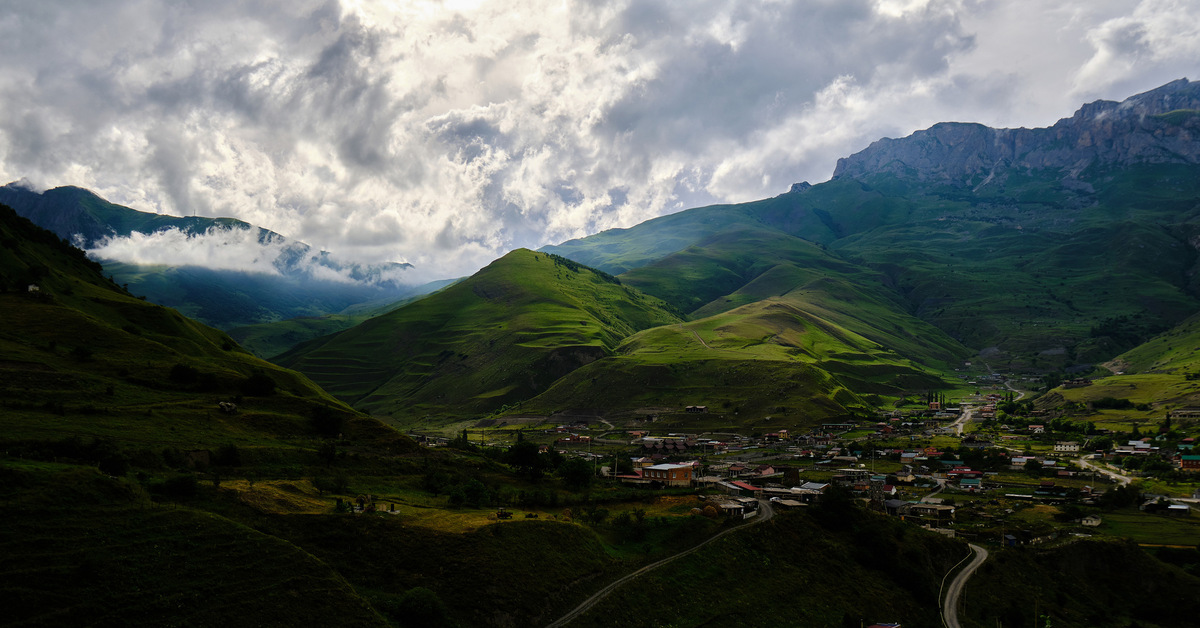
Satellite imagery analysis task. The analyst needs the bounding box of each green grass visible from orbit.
[0,462,385,626]
[1098,510,1200,545]
[570,505,964,628]
[963,538,1200,628]
[546,163,1200,368]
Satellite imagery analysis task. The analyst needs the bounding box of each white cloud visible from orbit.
[88,227,294,275]
[0,0,1198,280]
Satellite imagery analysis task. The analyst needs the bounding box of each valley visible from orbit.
[5,79,1200,627]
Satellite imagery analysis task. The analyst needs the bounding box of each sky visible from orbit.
[1,0,1199,282]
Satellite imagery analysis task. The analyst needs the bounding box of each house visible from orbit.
[27,284,40,292]
[642,463,693,487]
[1029,425,1046,434]
[792,482,829,503]
[1081,514,1102,527]
[684,405,708,413]
[1054,441,1081,453]
[902,503,955,521]
[1180,455,1200,472]
[616,468,646,485]
[719,480,763,498]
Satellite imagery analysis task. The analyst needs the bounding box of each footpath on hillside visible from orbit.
[545,499,774,627]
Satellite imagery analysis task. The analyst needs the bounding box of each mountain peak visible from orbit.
[832,78,1200,184]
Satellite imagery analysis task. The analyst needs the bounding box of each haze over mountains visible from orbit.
[263,79,1200,428]
[0,182,423,329]
[6,77,1200,628]
[8,79,1200,431]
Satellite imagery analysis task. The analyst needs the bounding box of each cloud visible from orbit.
[0,0,1198,280]
[86,225,414,285]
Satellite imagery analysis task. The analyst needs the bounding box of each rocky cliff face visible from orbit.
[831,78,1200,184]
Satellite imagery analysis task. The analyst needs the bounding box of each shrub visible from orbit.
[239,372,276,396]
[169,363,200,385]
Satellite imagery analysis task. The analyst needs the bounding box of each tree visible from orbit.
[215,443,241,467]
[317,441,337,465]
[558,457,593,491]
[504,440,547,480]
[386,587,455,628]
[463,478,490,507]
[239,371,276,396]
[1024,459,1043,477]
[311,406,344,437]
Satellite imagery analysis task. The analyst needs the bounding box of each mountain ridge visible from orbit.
[832,78,1200,184]
[0,183,427,328]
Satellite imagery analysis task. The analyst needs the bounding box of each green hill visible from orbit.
[0,203,399,451]
[275,249,683,421]
[546,162,1200,370]
[228,278,461,359]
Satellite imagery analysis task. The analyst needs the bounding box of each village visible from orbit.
[487,382,1200,547]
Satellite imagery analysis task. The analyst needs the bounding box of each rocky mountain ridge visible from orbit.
[832,78,1200,185]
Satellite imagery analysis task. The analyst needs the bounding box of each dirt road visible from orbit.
[545,499,775,627]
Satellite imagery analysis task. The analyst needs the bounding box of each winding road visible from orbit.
[942,543,988,628]
[545,499,775,627]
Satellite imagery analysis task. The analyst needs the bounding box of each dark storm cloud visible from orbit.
[1,0,1198,279]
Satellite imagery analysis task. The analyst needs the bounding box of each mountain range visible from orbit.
[0,183,426,329]
[10,79,1200,431]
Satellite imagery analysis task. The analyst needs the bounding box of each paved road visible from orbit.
[1077,456,1133,486]
[921,477,947,502]
[942,543,988,628]
[949,405,974,436]
[545,499,775,627]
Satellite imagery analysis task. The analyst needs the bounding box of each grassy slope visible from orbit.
[619,225,969,367]
[572,504,964,628]
[1038,312,1200,418]
[963,539,1200,628]
[519,225,969,427]
[0,204,397,450]
[543,165,1200,366]
[275,249,682,421]
[228,278,463,359]
[0,462,385,627]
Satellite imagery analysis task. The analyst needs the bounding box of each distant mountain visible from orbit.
[546,79,1200,370]
[0,183,419,328]
[0,202,403,449]
[833,78,1200,183]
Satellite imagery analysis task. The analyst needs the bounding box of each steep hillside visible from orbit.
[963,539,1200,628]
[0,183,418,328]
[0,463,386,627]
[0,203,397,450]
[544,80,1200,368]
[228,277,461,359]
[275,249,683,420]
[519,284,955,425]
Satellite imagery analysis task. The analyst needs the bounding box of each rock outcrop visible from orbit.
[831,78,1200,185]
